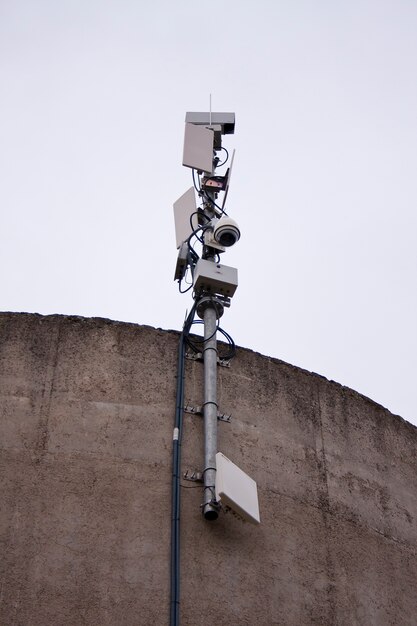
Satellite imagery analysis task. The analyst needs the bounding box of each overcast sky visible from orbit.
[1,1,416,426]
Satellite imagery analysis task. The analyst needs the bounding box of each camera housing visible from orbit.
[213,217,241,247]
[185,112,235,135]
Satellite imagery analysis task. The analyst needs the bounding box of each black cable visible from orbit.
[192,169,201,193]
[189,212,201,232]
[180,484,204,489]
[170,304,196,626]
[185,318,220,351]
[187,214,211,250]
[203,189,228,217]
[186,252,198,271]
[217,326,236,360]
[189,212,211,245]
[178,279,193,294]
[178,255,197,294]
[185,238,199,265]
[184,316,236,361]
[216,146,229,167]
[187,319,235,357]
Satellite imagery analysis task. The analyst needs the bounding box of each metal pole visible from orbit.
[202,302,219,520]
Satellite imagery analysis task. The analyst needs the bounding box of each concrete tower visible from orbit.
[1,312,416,625]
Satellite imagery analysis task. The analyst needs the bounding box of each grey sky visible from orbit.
[1,1,416,425]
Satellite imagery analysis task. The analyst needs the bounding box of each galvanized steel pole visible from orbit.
[202,302,219,520]
[201,177,220,521]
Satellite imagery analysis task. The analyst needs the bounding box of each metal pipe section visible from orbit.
[202,303,219,520]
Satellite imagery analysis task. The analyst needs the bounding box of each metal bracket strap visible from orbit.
[183,470,203,482]
[184,403,231,423]
[185,351,231,367]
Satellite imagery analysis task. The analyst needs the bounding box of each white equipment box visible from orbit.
[193,259,238,297]
[215,452,260,525]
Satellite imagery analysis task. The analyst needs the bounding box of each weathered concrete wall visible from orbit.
[1,312,416,625]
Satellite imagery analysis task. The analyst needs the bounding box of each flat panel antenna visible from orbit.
[215,452,260,525]
[173,186,198,249]
[182,123,214,173]
[222,148,235,211]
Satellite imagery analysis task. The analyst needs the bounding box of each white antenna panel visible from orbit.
[173,187,198,249]
[221,148,235,211]
[183,122,214,173]
[215,452,260,525]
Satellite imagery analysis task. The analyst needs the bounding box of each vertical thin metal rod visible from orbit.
[202,304,219,520]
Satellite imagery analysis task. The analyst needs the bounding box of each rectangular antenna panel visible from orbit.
[215,452,260,525]
[183,123,214,173]
[193,259,238,298]
[222,148,235,210]
[173,187,197,249]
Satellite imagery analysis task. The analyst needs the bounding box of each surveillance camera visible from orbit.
[185,112,235,135]
[214,217,241,247]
